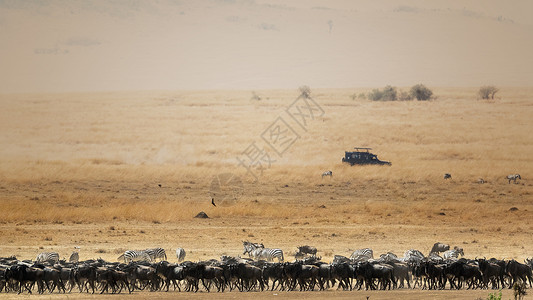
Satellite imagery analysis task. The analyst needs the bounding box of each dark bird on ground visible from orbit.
[211,198,216,207]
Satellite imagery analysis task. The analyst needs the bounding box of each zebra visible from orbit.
[69,252,79,263]
[430,242,450,254]
[444,173,452,180]
[244,242,283,261]
[507,174,521,184]
[443,246,464,260]
[176,248,186,262]
[36,252,60,264]
[322,170,332,178]
[117,250,152,263]
[144,247,167,261]
[403,249,425,263]
[350,248,373,262]
[242,241,264,257]
[69,246,80,263]
[255,248,284,262]
[379,252,400,263]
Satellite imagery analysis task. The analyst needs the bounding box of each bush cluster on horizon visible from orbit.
[366,84,432,101]
[479,85,499,100]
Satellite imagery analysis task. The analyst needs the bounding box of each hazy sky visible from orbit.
[1,0,532,93]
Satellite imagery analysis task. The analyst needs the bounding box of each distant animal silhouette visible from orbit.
[507,174,521,184]
[158,184,162,187]
[444,173,452,180]
[322,170,332,178]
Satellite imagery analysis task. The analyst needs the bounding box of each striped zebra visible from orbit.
[350,248,373,262]
[443,246,464,260]
[69,246,80,263]
[36,252,60,264]
[403,249,425,263]
[117,250,152,263]
[69,252,79,263]
[176,248,186,262]
[507,174,521,184]
[255,248,284,262]
[245,242,283,262]
[144,248,167,261]
[322,170,332,178]
[242,241,264,257]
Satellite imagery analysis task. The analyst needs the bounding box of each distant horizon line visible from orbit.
[2,85,533,95]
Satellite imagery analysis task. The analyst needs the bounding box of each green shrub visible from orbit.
[368,85,397,101]
[487,290,502,300]
[398,90,412,101]
[479,85,499,99]
[368,88,383,101]
[410,84,433,101]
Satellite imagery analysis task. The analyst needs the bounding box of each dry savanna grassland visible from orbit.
[0,87,532,299]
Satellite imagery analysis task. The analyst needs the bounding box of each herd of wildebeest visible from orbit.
[0,241,532,294]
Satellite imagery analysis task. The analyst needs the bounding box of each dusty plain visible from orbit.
[0,87,532,299]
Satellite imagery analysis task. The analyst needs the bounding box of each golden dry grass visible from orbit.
[0,87,532,298]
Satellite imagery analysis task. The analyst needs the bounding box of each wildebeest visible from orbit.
[506,259,533,288]
[477,258,503,289]
[295,245,318,258]
[430,242,450,254]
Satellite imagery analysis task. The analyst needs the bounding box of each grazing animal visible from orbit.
[322,171,332,178]
[243,241,283,262]
[117,250,152,263]
[443,246,464,260]
[444,173,452,180]
[242,241,264,257]
[69,246,80,263]
[477,178,485,184]
[255,248,284,262]
[403,249,425,263]
[507,174,521,184]
[350,248,374,262]
[430,242,450,254]
[176,248,186,262]
[295,245,318,258]
[69,252,79,263]
[144,248,167,261]
[36,252,60,264]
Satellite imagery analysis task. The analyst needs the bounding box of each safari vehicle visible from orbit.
[342,147,391,166]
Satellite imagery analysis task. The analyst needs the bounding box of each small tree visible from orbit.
[368,85,397,101]
[410,84,433,101]
[398,90,412,101]
[381,85,397,101]
[251,91,261,101]
[479,85,499,99]
[298,85,311,99]
[513,281,527,300]
[368,88,384,101]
